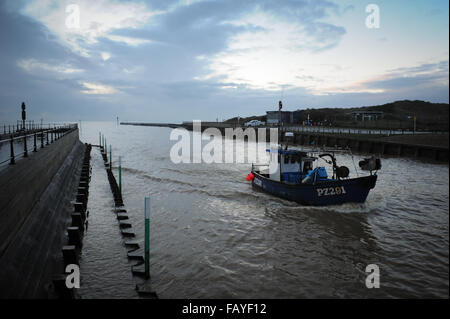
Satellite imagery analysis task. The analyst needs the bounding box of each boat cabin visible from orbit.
[265,147,329,184]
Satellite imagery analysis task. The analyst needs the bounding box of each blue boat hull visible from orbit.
[251,172,377,206]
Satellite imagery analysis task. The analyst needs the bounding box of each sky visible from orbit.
[0,0,448,123]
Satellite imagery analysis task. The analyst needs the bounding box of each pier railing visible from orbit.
[0,124,78,168]
[0,122,74,138]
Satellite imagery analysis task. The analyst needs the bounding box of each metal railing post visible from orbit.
[23,134,28,157]
[10,135,15,165]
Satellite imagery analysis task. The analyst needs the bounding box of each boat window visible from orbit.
[303,161,312,172]
[284,155,289,164]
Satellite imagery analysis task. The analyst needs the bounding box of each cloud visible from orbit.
[362,60,449,90]
[80,81,118,95]
[312,60,449,96]
[101,52,111,61]
[17,58,84,74]
[0,0,448,123]
[22,0,163,56]
[105,35,151,46]
[190,2,346,91]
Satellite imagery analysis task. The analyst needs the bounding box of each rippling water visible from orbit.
[78,122,448,298]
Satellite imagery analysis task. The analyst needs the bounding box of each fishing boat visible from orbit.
[246,101,381,206]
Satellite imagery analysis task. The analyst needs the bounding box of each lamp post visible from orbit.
[21,102,26,131]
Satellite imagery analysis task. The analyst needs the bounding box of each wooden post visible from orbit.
[119,156,122,195]
[145,197,150,279]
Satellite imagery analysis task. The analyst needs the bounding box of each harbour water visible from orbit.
[78,121,448,298]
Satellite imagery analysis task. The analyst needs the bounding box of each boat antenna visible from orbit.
[347,146,359,177]
[278,100,282,148]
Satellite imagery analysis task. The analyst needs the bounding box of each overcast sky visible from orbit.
[0,0,448,123]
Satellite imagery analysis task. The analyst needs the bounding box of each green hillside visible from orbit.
[226,100,449,131]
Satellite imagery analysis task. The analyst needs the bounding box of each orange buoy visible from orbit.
[246,173,255,181]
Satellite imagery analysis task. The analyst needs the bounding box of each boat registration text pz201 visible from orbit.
[316,186,346,197]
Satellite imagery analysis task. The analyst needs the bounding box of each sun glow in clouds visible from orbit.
[198,6,448,96]
[198,10,353,93]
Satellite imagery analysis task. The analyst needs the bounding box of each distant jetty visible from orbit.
[120,122,448,162]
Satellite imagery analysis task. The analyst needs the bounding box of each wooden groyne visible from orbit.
[98,137,157,298]
[52,143,92,299]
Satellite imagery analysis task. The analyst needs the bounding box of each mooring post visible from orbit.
[119,156,122,195]
[46,130,49,145]
[109,144,112,170]
[145,196,150,279]
[99,132,101,147]
[9,135,15,165]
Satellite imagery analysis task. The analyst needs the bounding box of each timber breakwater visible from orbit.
[121,122,449,162]
[97,136,157,298]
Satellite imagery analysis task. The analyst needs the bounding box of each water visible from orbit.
[77,149,138,299]
[78,122,449,298]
